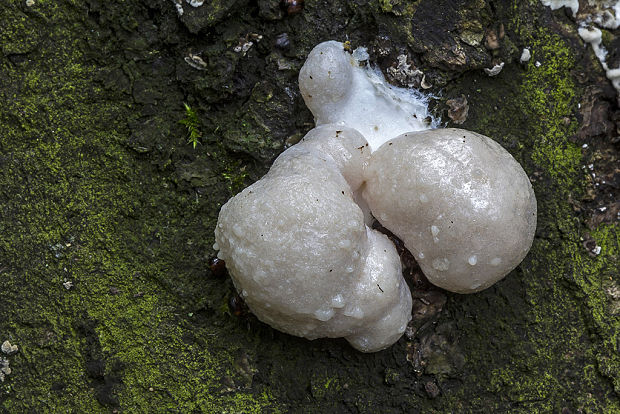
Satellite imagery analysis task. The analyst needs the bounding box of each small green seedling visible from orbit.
[179,103,201,149]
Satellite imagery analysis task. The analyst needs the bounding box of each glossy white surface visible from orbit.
[215,125,412,352]
[364,129,537,293]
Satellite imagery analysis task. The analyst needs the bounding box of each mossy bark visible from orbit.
[0,0,618,412]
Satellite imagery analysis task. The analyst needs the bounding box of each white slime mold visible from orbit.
[214,41,537,352]
[298,41,437,150]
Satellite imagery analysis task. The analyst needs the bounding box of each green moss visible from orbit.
[378,0,394,13]
[0,1,279,412]
[310,373,341,400]
[0,5,40,55]
[222,159,249,196]
[600,29,615,49]
[370,0,420,18]
[437,5,619,411]
[179,103,202,149]
[522,31,582,192]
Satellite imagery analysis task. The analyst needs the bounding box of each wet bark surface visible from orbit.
[0,0,618,412]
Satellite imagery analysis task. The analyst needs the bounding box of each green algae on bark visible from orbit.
[438,4,619,411]
[0,0,279,412]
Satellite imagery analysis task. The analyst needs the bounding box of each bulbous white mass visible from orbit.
[363,129,537,293]
[214,40,538,352]
[214,125,413,352]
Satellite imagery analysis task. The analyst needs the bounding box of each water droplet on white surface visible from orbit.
[232,224,243,237]
[344,306,364,319]
[432,258,450,271]
[253,270,267,282]
[339,239,351,249]
[331,294,345,308]
[314,308,335,321]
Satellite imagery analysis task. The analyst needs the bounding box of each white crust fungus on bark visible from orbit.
[214,41,537,352]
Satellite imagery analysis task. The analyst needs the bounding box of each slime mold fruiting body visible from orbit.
[214,41,537,352]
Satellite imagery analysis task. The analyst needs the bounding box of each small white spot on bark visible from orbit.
[520,48,531,63]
